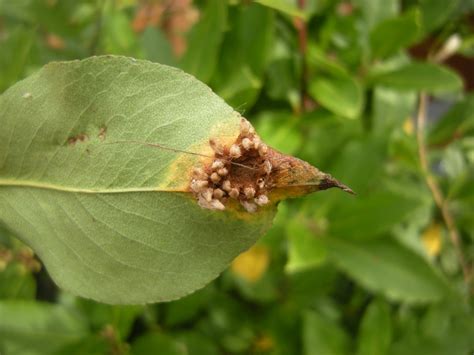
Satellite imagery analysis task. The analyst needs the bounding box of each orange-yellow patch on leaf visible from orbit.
[422,223,442,257]
[231,245,270,283]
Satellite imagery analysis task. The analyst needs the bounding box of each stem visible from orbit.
[416,93,472,292]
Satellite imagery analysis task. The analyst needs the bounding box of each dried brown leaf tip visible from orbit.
[190,118,353,213]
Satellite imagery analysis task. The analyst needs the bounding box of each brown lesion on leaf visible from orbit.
[190,118,354,214]
[67,133,88,146]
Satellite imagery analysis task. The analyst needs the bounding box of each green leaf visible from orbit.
[180,0,227,83]
[372,87,417,132]
[140,27,176,66]
[254,0,306,19]
[0,56,276,304]
[323,238,449,303]
[164,285,214,327]
[131,333,186,355]
[327,189,424,240]
[286,217,326,272]
[101,6,139,56]
[0,0,35,23]
[356,299,392,355]
[212,3,274,108]
[0,26,33,93]
[255,111,302,155]
[352,0,399,29]
[53,335,110,355]
[309,74,363,119]
[287,266,337,307]
[389,303,474,355]
[0,263,36,300]
[266,40,299,106]
[370,62,463,93]
[303,310,350,355]
[370,12,420,59]
[203,293,255,352]
[0,300,88,355]
[419,0,461,34]
[428,94,474,146]
[72,299,142,340]
[175,332,219,355]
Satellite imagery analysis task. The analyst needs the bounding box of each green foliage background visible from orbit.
[1,0,474,354]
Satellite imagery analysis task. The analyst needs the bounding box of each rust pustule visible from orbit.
[189,118,353,213]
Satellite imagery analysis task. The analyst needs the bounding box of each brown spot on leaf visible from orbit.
[68,133,88,146]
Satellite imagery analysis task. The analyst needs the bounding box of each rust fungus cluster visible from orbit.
[191,118,273,213]
[190,118,354,213]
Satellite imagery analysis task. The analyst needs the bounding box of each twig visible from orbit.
[416,93,472,292]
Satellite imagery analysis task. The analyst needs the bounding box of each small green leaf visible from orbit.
[212,3,274,108]
[419,0,461,34]
[53,335,110,355]
[303,310,350,355]
[131,333,186,355]
[370,62,463,93]
[0,26,33,93]
[140,27,176,66]
[175,332,219,355]
[389,303,474,355]
[323,238,449,303]
[370,12,420,59]
[428,94,474,146]
[353,0,399,29]
[286,217,326,272]
[327,189,423,240]
[72,299,142,340]
[101,6,139,56]
[180,0,227,83]
[0,300,88,355]
[0,263,36,300]
[372,87,417,132]
[255,0,307,19]
[309,74,363,119]
[164,285,214,327]
[356,299,392,355]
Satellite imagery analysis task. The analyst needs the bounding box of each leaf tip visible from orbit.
[319,174,355,195]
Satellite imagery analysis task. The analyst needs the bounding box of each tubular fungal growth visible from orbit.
[190,118,273,213]
[189,117,354,213]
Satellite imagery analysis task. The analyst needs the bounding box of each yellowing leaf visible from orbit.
[231,245,270,282]
[422,223,442,257]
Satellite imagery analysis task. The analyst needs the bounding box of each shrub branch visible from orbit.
[416,93,472,293]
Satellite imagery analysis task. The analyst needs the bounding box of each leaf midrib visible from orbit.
[0,179,184,193]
